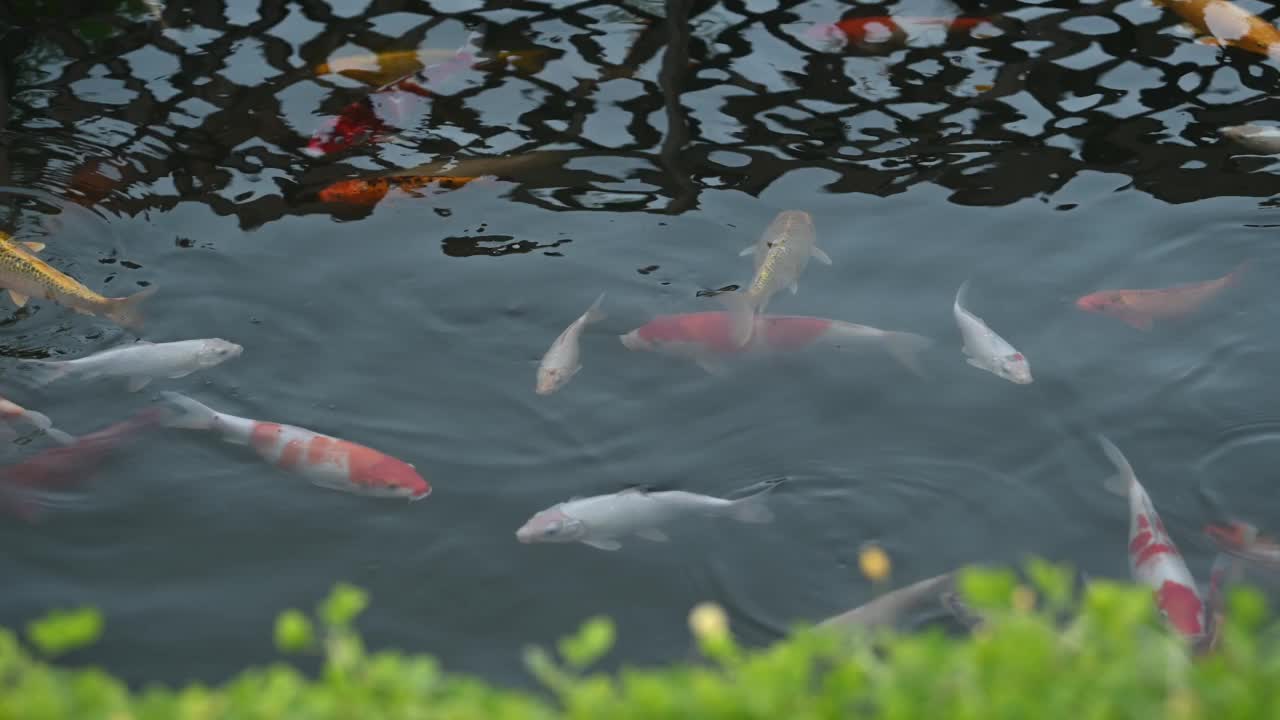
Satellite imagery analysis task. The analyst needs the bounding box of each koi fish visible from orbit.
[516,483,775,551]
[954,281,1031,384]
[318,175,481,206]
[316,48,550,86]
[1155,0,1280,61]
[21,338,242,392]
[304,51,477,157]
[0,232,155,330]
[537,293,606,395]
[0,407,167,521]
[1220,124,1280,153]
[160,392,430,501]
[1199,552,1242,654]
[818,572,957,631]
[807,16,993,48]
[717,210,831,347]
[1099,436,1205,640]
[619,312,932,376]
[0,395,73,445]
[1074,263,1248,331]
[1204,520,1280,570]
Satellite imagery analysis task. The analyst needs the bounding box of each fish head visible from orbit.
[1156,581,1205,638]
[995,352,1033,384]
[535,366,571,395]
[354,455,432,500]
[516,506,585,544]
[1075,292,1126,315]
[197,339,244,367]
[619,329,652,351]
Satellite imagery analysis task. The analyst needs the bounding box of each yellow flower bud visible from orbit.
[688,602,729,640]
[859,544,891,583]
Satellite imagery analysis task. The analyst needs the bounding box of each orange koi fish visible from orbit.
[1074,262,1248,331]
[318,175,481,206]
[1156,0,1280,60]
[807,16,994,47]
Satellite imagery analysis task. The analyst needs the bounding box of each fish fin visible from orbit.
[738,246,755,257]
[167,369,195,379]
[20,360,72,387]
[7,290,27,307]
[105,286,158,331]
[127,377,152,392]
[582,538,622,551]
[881,331,933,378]
[583,292,607,324]
[789,281,799,295]
[694,355,729,375]
[17,409,53,431]
[811,246,833,265]
[44,427,75,446]
[636,528,670,542]
[1097,435,1137,495]
[964,357,987,371]
[22,242,45,253]
[159,392,219,430]
[730,491,774,524]
[1120,315,1153,331]
[713,291,755,348]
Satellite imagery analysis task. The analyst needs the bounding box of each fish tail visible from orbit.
[583,292,607,324]
[159,392,219,431]
[1097,434,1135,496]
[714,291,756,348]
[1227,260,1253,287]
[880,331,934,378]
[105,286,158,331]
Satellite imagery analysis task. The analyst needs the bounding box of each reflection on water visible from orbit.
[4,0,1280,686]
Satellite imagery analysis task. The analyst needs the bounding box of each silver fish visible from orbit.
[516,485,774,551]
[23,338,243,392]
[818,572,957,631]
[1221,124,1280,154]
[536,293,606,395]
[953,280,1031,384]
[720,210,831,347]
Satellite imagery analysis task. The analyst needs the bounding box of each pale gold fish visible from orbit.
[0,232,155,330]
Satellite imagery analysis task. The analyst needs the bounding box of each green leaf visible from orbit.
[959,566,1018,610]
[320,584,369,629]
[25,608,103,657]
[1026,559,1072,609]
[558,616,615,670]
[274,610,315,653]
[1227,587,1267,633]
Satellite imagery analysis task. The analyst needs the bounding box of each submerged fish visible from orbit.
[516,484,775,551]
[0,407,167,522]
[1204,520,1280,570]
[537,294,606,395]
[1156,0,1280,61]
[0,232,155,330]
[318,175,481,206]
[304,52,476,157]
[160,392,430,501]
[1074,263,1247,331]
[619,312,932,376]
[818,572,957,630]
[1099,436,1205,641]
[953,281,1031,384]
[1220,124,1280,153]
[22,338,243,392]
[315,48,460,86]
[807,16,993,48]
[718,211,831,347]
[0,395,73,445]
[1200,552,1242,654]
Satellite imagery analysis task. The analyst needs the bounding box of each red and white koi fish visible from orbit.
[1075,263,1248,331]
[0,394,72,445]
[807,16,995,49]
[0,407,167,522]
[619,312,931,376]
[537,293,606,395]
[1098,436,1205,640]
[304,51,477,157]
[160,392,430,501]
[1204,520,1280,570]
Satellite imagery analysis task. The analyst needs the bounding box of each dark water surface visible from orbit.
[3,0,1280,686]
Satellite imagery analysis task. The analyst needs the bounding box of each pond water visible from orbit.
[3,0,1280,686]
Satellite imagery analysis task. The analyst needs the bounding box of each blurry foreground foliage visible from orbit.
[1,564,1279,719]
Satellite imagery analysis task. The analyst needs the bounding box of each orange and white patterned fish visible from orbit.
[160,392,430,500]
[1156,0,1280,61]
[1099,436,1205,641]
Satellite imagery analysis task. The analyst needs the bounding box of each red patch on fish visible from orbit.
[1156,580,1205,637]
[811,16,991,44]
[306,99,391,156]
[278,439,304,471]
[347,445,429,498]
[629,313,834,354]
[1128,530,1153,556]
[250,423,285,456]
[1135,542,1178,568]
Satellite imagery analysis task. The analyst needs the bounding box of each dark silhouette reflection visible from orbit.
[6,0,1280,232]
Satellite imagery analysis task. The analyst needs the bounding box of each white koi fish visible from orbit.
[516,484,775,551]
[1221,124,1280,153]
[536,293,606,395]
[1099,435,1205,641]
[719,210,832,347]
[160,392,430,500]
[953,280,1031,384]
[23,338,243,392]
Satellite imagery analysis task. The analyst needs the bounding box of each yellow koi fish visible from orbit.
[0,232,156,330]
[315,48,550,86]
